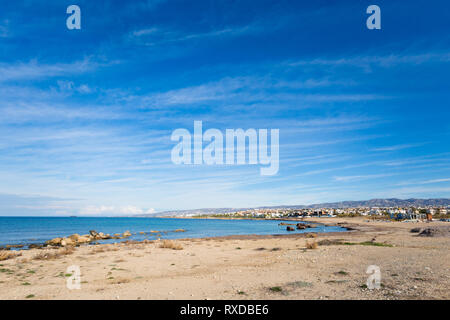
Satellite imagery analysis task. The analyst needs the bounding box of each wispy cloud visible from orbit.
[396,177,450,186]
[333,174,393,182]
[130,22,270,47]
[288,52,450,69]
[371,143,426,152]
[0,58,115,82]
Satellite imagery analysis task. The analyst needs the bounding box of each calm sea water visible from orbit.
[0,217,346,247]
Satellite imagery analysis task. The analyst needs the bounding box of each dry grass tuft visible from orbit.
[0,251,22,261]
[159,240,183,250]
[109,277,131,284]
[306,240,318,249]
[33,247,74,260]
[89,245,119,255]
[305,233,318,238]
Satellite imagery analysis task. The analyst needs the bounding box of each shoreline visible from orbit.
[0,218,341,250]
[1,217,448,300]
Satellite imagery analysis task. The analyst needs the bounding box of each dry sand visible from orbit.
[0,217,448,300]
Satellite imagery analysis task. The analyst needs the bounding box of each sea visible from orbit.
[0,217,346,248]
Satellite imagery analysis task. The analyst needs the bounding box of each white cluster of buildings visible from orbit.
[217,206,449,219]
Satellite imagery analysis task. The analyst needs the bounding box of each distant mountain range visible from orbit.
[135,198,450,217]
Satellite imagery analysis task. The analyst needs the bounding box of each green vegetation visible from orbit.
[318,239,393,247]
[25,294,35,299]
[269,286,283,292]
[326,280,348,284]
[336,270,349,275]
[287,281,313,288]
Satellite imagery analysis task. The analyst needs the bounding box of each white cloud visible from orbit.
[79,205,154,216]
[132,27,159,37]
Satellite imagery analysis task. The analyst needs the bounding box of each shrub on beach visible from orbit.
[0,251,21,261]
[33,247,74,260]
[305,233,317,238]
[159,240,183,250]
[306,240,318,249]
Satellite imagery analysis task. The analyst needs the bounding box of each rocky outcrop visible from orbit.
[60,238,75,247]
[46,237,63,246]
[6,244,24,248]
[28,244,44,249]
[36,228,151,248]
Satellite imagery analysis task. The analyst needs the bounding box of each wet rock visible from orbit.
[28,244,43,249]
[77,235,92,243]
[46,237,63,246]
[89,230,99,237]
[287,226,295,231]
[123,231,132,237]
[60,238,75,247]
[6,244,24,248]
[296,223,307,230]
[97,232,111,240]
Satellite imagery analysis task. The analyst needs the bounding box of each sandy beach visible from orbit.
[0,217,448,300]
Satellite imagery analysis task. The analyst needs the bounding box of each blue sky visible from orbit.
[0,0,449,216]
